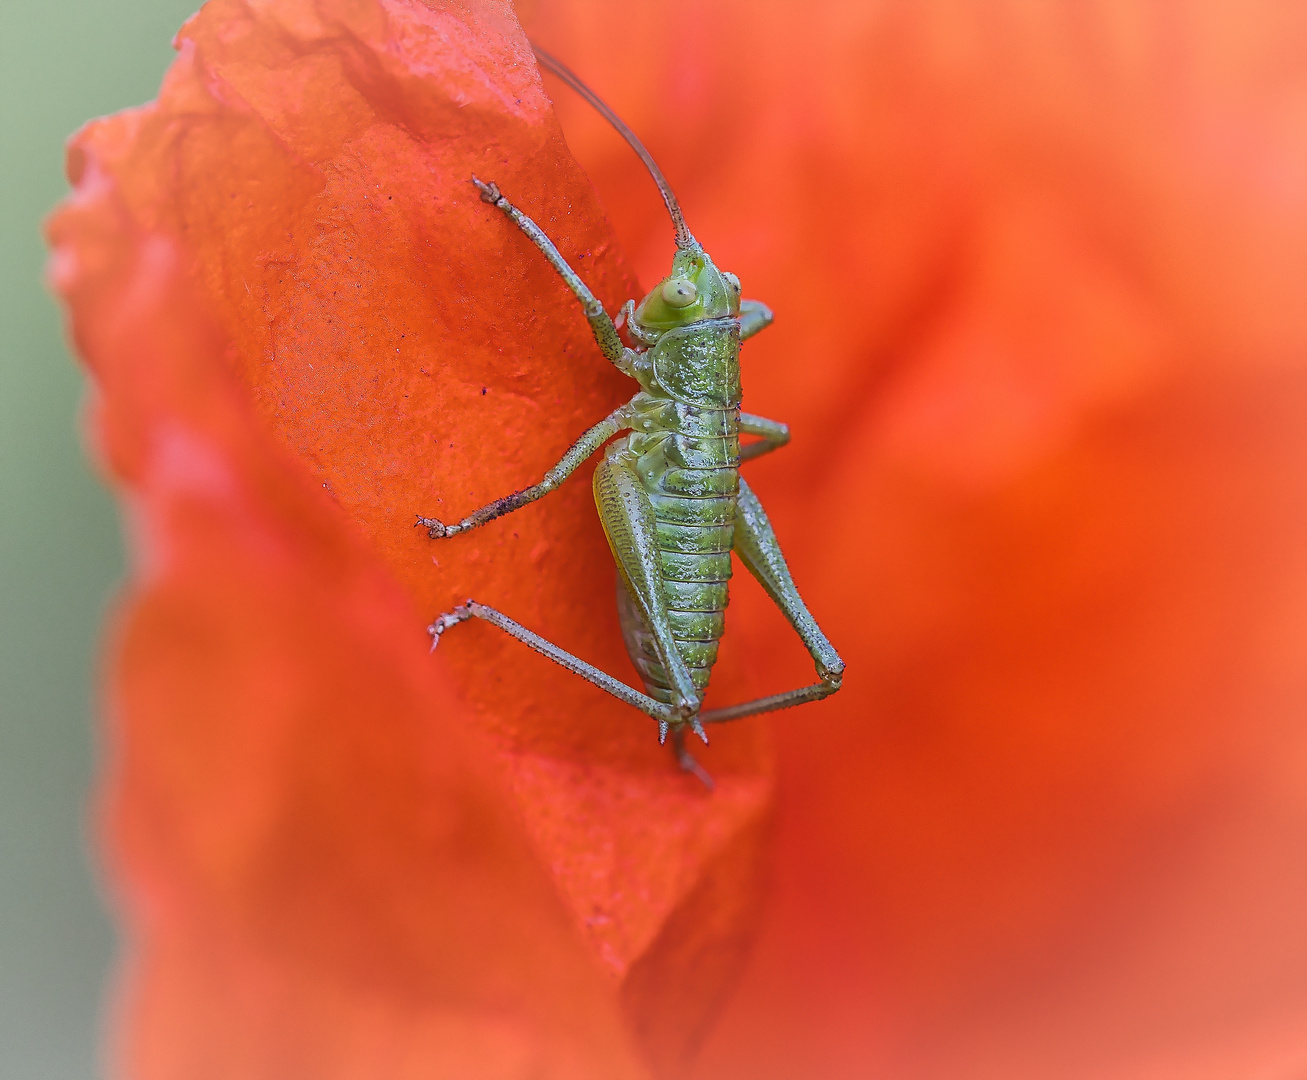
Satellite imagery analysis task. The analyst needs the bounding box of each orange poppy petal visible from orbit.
[46,154,650,1077]
[50,0,785,1074]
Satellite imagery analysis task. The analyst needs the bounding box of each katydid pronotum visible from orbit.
[418,46,844,786]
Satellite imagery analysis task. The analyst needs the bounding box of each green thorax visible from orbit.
[635,320,742,410]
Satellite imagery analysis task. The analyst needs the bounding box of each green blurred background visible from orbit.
[0,1,198,1076]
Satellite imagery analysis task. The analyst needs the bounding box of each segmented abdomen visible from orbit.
[620,404,740,703]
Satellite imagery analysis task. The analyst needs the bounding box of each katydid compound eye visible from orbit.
[661,278,698,307]
[723,271,741,294]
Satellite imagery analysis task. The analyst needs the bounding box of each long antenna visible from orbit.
[531,43,701,253]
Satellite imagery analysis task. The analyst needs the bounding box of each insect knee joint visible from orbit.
[820,658,845,690]
[670,699,699,723]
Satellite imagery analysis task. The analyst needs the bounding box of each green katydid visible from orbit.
[417,46,844,785]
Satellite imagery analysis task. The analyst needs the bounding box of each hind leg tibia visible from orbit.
[428,599,689,726]
[695,477,844,725]
[733,476,844,681]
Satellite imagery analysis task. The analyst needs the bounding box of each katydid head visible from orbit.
[531,46,744,336]
[633,250,741,332]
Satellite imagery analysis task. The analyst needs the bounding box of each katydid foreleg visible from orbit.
[471,177,635,374]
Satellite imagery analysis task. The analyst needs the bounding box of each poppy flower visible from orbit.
[48,0,1307,1078]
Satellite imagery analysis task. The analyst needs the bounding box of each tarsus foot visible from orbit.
[415,515,460,539]
[427,602,474,651]
[470,176,503,205]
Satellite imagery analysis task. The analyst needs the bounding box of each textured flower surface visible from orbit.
[48,0,1307,1077]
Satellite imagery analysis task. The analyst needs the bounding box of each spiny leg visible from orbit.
[613,577,709,747]
[472,177,638,376]
[700,476,844,725]
[699,680,839,725]
[416,405,628,538]
[430,600,688,728]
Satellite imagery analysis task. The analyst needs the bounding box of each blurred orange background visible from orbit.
[525,2,1307,1076]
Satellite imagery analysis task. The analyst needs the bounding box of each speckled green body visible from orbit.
[609,319,743,703]
[425,142,843,767]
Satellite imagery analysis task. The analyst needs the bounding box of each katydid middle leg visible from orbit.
[699,476,844,725]
[423,441,706,739]
[417,405,689,720]
[738,411,790,462]
[738,299,774,341]
[416,406,628,537]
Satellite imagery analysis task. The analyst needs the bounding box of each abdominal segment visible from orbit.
[617,406,740,704]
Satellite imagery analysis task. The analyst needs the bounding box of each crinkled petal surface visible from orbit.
[47,190,644,1079]
[50,0,776,1077]
[523,1,1307,1077]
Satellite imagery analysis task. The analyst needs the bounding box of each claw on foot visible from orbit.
[416,515,457,539]
[470,176,502,204]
